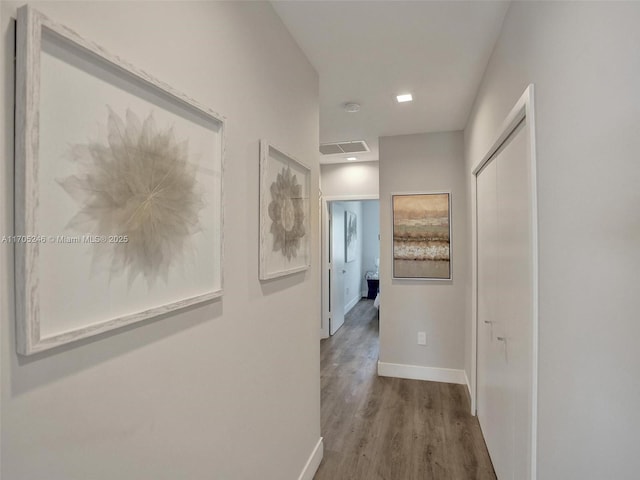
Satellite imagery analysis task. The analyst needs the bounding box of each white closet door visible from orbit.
[477,157,511,479]
[497,119,533,480]
[477,119,533,480]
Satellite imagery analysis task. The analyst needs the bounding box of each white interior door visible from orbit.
[497,120,533,479]
[476,119,533,480]
[321,199,330,339]
[477,158,511,478]
[329,202,345,335]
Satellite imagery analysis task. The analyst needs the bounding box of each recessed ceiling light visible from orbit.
[396,93,413,103]
[346,157,357,161]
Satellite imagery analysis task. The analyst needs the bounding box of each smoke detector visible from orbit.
[344,102,361,113]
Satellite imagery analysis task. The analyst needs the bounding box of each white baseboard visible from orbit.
[344,296,360,314]
[464,370,472,400]
[377,361,466,385]
[464,370,476,415]
[298,437,323,480]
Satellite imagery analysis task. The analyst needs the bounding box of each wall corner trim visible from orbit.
[298,437,324,480]
[377,361,466,385]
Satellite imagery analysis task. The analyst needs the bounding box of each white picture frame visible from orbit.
[15,6,225,355]
[259,140,311,280]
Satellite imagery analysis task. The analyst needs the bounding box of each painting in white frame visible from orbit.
[14,6,225,355]
[345,211,357,263]
[392,192,451,280]
[259,140,311,280]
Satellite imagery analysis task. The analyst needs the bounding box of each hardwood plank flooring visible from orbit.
[315,299,496,480]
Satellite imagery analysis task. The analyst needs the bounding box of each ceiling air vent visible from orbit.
[319,140,370,156]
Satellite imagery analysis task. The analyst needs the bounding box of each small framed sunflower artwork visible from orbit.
[14,6,225,355]
[259,141,311,280]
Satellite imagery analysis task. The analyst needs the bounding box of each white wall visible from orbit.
[379,132,468,375]
[361,201,380,296]
[0,4,4,474]
[332,201,363,313]
[320,161,379,198]
[464,2,640,478]
[1,3,321,479]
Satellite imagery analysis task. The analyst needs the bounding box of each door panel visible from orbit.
[477,159,510,478]
[497,120,532,480]
[477,119,532,480]
[330,202,345,335]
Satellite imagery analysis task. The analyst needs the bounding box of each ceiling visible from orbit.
[272,1,510,164]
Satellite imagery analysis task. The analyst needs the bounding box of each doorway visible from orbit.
[321,197,379,338]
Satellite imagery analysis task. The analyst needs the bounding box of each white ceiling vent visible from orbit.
[319,140,370,156]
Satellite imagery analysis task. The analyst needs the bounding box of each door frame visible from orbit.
[471,85,538,479]
[320,194,378,339]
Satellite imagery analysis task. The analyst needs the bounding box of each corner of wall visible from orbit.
[297,438,324,480]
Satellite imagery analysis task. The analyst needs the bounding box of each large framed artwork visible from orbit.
[392,193,451,280]
[259,140,311,280]
[345,211,357,263]
[14,6,225,355]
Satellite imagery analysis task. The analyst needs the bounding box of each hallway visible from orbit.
[315,300,496,480]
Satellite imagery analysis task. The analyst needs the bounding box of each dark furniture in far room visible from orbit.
[366,278,379,300]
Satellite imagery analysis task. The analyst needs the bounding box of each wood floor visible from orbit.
[315,299,496,480]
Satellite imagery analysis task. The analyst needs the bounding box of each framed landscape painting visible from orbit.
[259,140,311,280]
[14,6,225,355]
[392,193,451,280]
